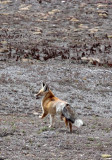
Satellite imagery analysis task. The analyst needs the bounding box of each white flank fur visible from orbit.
[74,119,83,128]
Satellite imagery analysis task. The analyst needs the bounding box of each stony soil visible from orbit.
[0,0,112,160]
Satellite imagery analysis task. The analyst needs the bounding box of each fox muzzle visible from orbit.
[35,93,40,99]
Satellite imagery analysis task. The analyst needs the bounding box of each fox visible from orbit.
[35,82,83,132]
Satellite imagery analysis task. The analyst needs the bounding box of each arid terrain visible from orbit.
[0,0,112,160]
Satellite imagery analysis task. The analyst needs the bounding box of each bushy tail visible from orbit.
[62,104,83,127]
[62,104,75,123]
[74,119,83,128]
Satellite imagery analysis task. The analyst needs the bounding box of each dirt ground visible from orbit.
[0,0,112,160]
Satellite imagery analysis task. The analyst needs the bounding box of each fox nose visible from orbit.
[35,93,40,99]
[36,96,39,99]
[35,94,38,99]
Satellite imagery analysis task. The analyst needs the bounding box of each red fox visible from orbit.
[36,82,83,132]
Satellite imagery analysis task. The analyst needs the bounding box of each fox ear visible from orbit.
[41,82,49,91]
[44,84,49,92]
[42,82,45,87]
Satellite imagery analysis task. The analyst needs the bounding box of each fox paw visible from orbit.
[39,115,42,119]
[49,125,52,128]
[49,125,53,128]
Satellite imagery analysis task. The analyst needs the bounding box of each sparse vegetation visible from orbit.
[37,126,49,134]
[0,0,112,159]
[88,137,95,141]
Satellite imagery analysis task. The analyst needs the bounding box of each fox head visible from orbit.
[36,82,49,99]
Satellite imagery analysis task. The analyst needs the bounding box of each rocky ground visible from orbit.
[0,0,112,160]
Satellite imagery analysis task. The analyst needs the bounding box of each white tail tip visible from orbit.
[74,119,83,128]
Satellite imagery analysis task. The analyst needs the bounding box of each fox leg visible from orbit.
[69,122,72,133]
[60,114,63,121]
[39,111,48,119]
[49,115,55,128]
[64,117,68,127]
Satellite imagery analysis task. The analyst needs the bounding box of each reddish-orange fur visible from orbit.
[36,88,73,132]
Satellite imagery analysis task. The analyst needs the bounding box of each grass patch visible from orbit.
[37,126,49,134]
[88,137,95,141]
[103,127,111,133]
[37,126,55,134]
[91,125,96,129]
